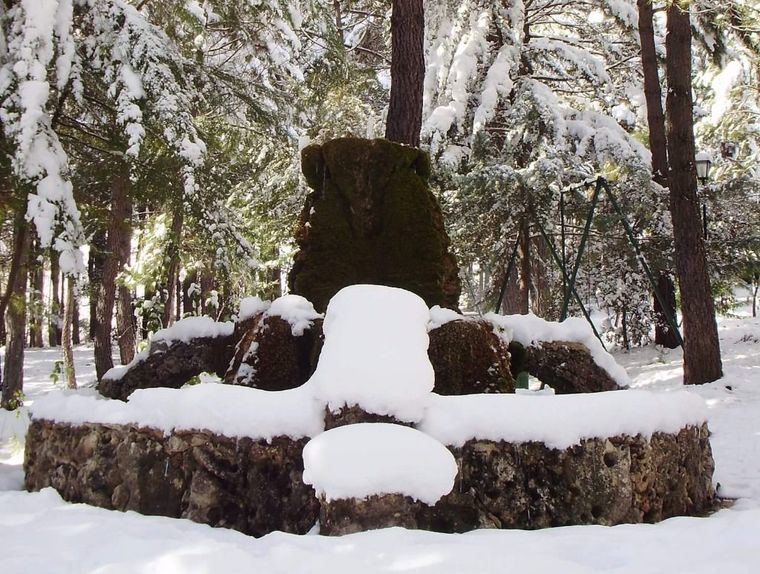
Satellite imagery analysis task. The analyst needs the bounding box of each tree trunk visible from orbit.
[94,169,131,380]
[62,276,77,389]
[2,212,31,410]
[88,228,107,341]
[72,293,80,345]
[200,272,215,316]
[638,0,680,349]
[114,192,135,364]
[653,273,680,347]
[162,203,183,328]
[501,267,522,314]
[384,0,424,147]
[49,249,62,346]
[639,0,669,188]
[518,220,531,314]
[28,237,44,348]
[665,3,722,385]
[182,269,197,316]
[116,285,135,364]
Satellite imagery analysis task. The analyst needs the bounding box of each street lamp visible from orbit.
[695,151,712,238]
[695,152,712,185]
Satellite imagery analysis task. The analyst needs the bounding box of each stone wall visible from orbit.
[24,420,318,537]
[25,418,714,536]
[421,424,715,531]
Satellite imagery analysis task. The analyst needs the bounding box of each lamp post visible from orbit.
[695,152,712,239]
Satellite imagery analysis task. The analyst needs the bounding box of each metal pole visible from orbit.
[601,179,684,347]
[702,202,708,239]
[494,234,522,313]
[560,179,602,320]
[534,218,608,351]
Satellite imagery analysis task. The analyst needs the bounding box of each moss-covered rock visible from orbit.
[290,137,461,312]
[522,340,623,394]
[428,320,515,395]
[224,313,322,391]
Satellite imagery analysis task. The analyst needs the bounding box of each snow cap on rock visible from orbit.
[302,423,458,505]
[307,285,435,423]
[265,294,322,336]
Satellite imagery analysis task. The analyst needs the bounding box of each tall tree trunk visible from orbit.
[518,220,531,314]
[385,0,424,147]
[638,0,680,349]
[116,286,135,364]
[2,212,31,410]
[162,203,183,328]
[665,3,722,385]
[182,269,197,316]
[114,192,135,364]
[48,249,62,346]
[639,0,669,188]
[72,292,80,345]
[88,228,107,341]
[200,272,215,317]
[28,237,44,348]
[94,169,131,380]
[501,269,522,314]
[62,276,77,389]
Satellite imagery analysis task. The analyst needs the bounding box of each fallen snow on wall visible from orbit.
[484,312,631,387]
[308,285,434,423]
[302,423,457,505]
[419,390,708,449]
[30,383,324,441]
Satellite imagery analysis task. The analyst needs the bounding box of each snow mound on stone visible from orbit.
[31,383,324,441]
[428,305,465,330]
[152,316,234,344]
[266,294,322,336]
[484,312,631,387]
[419,390,708,449]
[308,285,434,423]
[302,423,457,505]
[101,316,234,381]
[238,296,271,321]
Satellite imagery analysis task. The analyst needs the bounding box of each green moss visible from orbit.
[300,145,325,192]
[289,137,460,312]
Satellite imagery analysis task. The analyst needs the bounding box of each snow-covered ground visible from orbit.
[1,311,759,573]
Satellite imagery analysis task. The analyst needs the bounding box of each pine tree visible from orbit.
[665,0,723,384]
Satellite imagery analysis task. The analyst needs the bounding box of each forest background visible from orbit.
[0,0,758,405]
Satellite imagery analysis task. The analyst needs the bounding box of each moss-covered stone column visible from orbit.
[289,137,461,312]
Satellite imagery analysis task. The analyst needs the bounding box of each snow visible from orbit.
[484,312,632,387]
[239,296,271,320]
[428,305,464,330]
[102,316,234,381]
[237,294,322,336]
[307,285,435,423]
[152,316,234,344]
[30,383,324,442]
[419,390,708,449]
[266,294,322,336]
[1,311,760,573]
[302,423,457,505]
[1,487,760,573]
